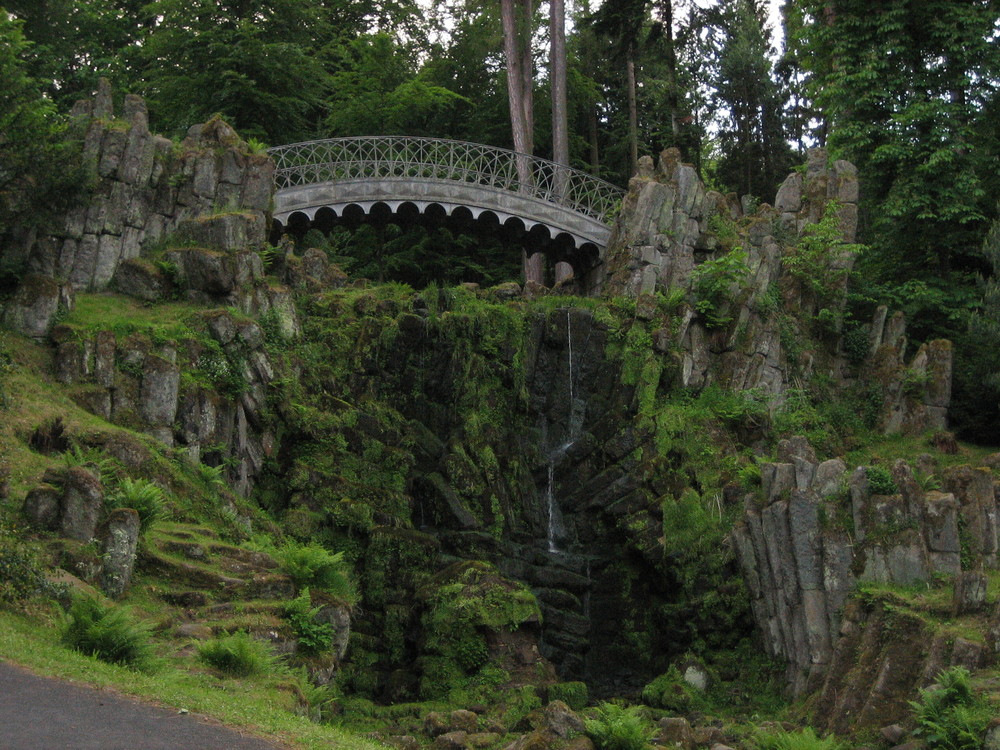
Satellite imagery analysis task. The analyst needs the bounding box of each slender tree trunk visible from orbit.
[626,51,638,176]
[588,106,600,175]
[550,0,569,195]
[501,0,534,185]
[658,0,678,140]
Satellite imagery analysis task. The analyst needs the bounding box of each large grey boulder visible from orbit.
[99,508,141,599]
[1,275,74,338]
[60,467,105,542]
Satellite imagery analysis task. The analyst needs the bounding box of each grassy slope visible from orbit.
[0,323,381,750]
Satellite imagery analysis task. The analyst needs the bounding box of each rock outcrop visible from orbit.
[25,79,273,292]
[52,308,277,492]
[735,438,1000,717]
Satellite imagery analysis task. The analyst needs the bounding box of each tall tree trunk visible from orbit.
[501,0,534,185]
[626,51,638,176]
[502,0,542,285]
[588,105,600,175]
[658,0,678,140]
[550,0,569,195]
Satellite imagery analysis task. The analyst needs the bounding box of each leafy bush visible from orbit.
[62,595,155,670]
[284,587,334,654]
[866,465,898,495]
[754,727,844,750]
[0,523,62,602]
[277,542,357,603]
[690,249,751,328]
[584,703,654,750]
[548,681,589,711]
[910,666,990,750]
[105,478,165,534]
[197,631,279,678]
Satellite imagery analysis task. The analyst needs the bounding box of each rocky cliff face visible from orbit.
[735,438,1000,724]
[33,79,273,291]
[2,78,276,340]
[591,147,951,435]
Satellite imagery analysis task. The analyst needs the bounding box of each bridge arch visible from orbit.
[269,137,623,277]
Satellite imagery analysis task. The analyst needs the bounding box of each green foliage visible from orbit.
[326,34,469,137]
[640,665,703,713]
[284,588,334,655]
[784,201,863,302]
[0,522,62,603]
[583,703,655,750]
[866,466,898,496]
[62,595,156,670]
[690,249,751,328]
[909,667,990,750]
[277,542,357,604]
[418,562,539,699]
[753,727,844,750]
[197,631,280,678]
[705,0,794,200]
[0,12,82,267]
[136,0,334,142]
[305,223,520,289]
[548,681,589,711]
[105,478,166,535]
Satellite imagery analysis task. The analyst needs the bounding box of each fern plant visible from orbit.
[754,727,844,750]
[284,588,334,654]
[277,542,357,604]
[106,477,166,534]
[909,666,990,750]
[62,595,155,670]
[197,631,280,678]
[584,702,654,750]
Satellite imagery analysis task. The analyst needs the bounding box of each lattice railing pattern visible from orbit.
[269,137,624,223]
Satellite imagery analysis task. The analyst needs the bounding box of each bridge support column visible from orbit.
[554,261,573,285]
[523,250,545,286]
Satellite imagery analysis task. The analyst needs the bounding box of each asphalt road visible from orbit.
[0,660,287,749]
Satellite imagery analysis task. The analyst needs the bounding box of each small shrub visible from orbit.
[62,595,155,670]
[754,727,844,750]
[105,477,165,534]
[289,666,338,722]
[0,524,62,602]
[62,444,117,481]
[584,702,654,750]
[284,587,334,654]
[197,631,279,678]
[195,462,227,490]
[548,681,589,711]
[277,542,357,604]
[909,666,990,750]
[690,248,751,328]
[866,465,898,495]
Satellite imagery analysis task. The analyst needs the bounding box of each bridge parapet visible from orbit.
[269,137,623,228]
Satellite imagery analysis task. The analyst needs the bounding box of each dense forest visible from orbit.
[3,2,1000,749]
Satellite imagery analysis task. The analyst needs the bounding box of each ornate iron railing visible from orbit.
[269,136,624,224]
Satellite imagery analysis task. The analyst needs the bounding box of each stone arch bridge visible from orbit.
[269,137,624,281]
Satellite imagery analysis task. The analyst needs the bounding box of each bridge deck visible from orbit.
[269,137,624,251]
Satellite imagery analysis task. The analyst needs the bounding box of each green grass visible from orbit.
[0,609,382,750]
[61,293,201,339]
[844,431,998,476]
